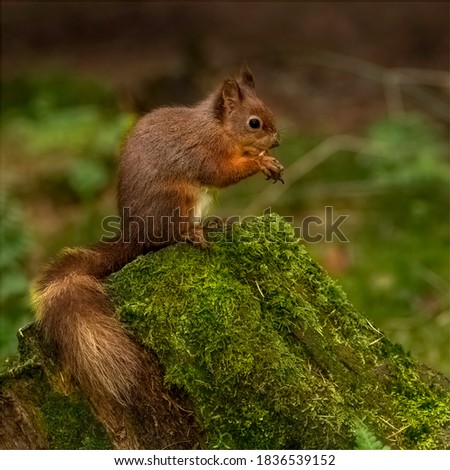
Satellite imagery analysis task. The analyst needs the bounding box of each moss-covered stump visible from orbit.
[109,214,450,450]
[0,322,200,449]
[1,324,110,449]
[1,214,449,449]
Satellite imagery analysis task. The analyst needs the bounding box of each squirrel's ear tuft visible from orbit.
[214,79,243,120]
[239,64,255,89]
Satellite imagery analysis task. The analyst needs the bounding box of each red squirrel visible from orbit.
[33,66,283,406]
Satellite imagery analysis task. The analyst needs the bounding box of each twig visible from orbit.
[365,318,383,336]
[300,50,449,120]
[388,424,412,439]
[389,68,450,88]
[244,135,375,214]
[368,336,384,346]
[383,72,404,118]
[255,280,265,298]
[379,416,398,431]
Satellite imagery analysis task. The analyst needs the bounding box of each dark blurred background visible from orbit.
[1,2,449,374]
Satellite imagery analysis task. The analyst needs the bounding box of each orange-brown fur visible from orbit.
[33,66,283,406]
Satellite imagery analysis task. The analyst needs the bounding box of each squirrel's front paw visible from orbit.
[258,154,285,184]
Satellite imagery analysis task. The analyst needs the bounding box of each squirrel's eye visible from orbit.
[248,117,261,129]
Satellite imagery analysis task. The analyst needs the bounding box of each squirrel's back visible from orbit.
[118,101,227,208]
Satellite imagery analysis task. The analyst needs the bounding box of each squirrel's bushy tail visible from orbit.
[33,241,144,405]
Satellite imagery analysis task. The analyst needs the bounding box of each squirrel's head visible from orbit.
[214,66,280,155]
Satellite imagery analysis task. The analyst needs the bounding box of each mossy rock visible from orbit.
[109,213,450,450]
[2,213,449,449]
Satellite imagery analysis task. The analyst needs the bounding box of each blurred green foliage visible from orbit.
[346,116,448,374]
[366,114,448,186]
[2,74,118,119]
[0,192,31,358]
[1,74,448,376]
[2,74,133,202]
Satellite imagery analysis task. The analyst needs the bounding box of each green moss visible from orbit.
[40,391,111,450]
[109,213,450,449]
[383,350,450,449]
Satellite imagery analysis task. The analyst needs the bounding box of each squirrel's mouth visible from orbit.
[244,137,279,155]
[243,146,265,156]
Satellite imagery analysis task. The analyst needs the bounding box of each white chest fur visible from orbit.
[194,187,215,220]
